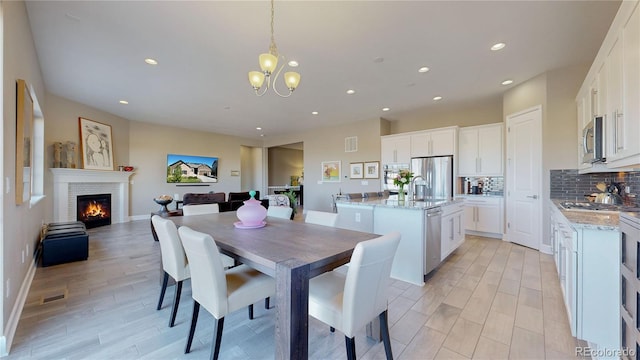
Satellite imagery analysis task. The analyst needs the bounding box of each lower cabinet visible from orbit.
[463,196,503,237]
[441,202,465,261]
[549,202,621,357]
[620,213,640,359]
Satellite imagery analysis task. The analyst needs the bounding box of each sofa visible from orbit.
[182,191,269,212]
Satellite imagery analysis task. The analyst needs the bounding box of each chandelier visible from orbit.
[248,0,301,97]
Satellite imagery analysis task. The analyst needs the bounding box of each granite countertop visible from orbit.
[550,199,619,231]
[336,196,463,210]
[456,193,504,198]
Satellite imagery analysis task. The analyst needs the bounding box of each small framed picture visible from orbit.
[321,160,341,182]
[364,161,379,179]
[350,162,364,179]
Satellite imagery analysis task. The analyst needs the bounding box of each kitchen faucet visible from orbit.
[409,175,425,200]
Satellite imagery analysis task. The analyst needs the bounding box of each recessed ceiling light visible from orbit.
[256,127,262,130]
[491,43,506,51]
[144,58,158,65]
[224,106,231,110]
[311,111,319,115]
[382,107,390,112]
[418,67,430,73]
[260,134,265,137]
[373,57,384,63]
[433,96,442,101]
[501,79,513,85]
[346,89,355,95]
[119,100,128,104]
[288,60,299,67]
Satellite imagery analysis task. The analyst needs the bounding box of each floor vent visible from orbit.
[41,290,68,304]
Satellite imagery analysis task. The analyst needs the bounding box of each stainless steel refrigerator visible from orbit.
[410,156,453,200]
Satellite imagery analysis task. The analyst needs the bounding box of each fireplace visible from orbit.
[77,194,112,229]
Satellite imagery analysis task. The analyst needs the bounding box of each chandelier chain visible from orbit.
[269,0,278,57]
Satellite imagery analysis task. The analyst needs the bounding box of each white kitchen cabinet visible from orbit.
[457,123,503,176]
[440,202,464,261]
[608,3,640,168]
[410,127,457,157]
[548,202,620,357]
[381,134,411,165]
[463,196,503,238]
[577,1,640,171]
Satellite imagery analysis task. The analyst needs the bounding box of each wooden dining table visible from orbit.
[171,211,380,360]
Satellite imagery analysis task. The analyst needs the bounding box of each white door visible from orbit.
[506,106,542,250]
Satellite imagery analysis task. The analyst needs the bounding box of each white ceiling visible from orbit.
[25,1,620,140]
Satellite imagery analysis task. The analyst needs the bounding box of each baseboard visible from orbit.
[466,230,503,239]
[129,214,148,221]
[1,257,38,357]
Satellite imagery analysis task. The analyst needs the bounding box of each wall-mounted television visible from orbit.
[167,153,218,183]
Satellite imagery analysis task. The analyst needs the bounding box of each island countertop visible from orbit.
[336,196,463,210]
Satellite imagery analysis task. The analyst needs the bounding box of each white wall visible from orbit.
[264,118,384,212]
[268,147,303,186]
[127,121,262,216]
[1,1,47,354]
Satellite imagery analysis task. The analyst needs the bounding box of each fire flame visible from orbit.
[81,201,109,219]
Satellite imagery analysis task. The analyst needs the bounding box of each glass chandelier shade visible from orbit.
[248,0,300,97]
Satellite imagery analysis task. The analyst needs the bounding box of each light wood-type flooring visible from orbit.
[7,217,583,359]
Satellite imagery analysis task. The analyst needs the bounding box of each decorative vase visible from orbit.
[236,190,267,226]
[398,188,405,202]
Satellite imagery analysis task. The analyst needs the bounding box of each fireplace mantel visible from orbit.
[50,168,134,224]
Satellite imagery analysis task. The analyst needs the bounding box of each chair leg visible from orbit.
[379,310,393,360]
[169,280,183,327]
[210,317,225,360]
[345,336,356,360]
[248,304,254,320]
[265,297,270,309]
[185,302,200,354]
[157,271,169,310]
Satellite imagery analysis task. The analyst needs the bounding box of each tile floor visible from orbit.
[6,219,582,359]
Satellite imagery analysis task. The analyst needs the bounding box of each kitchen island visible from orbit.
[336,197,464,285]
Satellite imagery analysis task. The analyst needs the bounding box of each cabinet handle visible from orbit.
[450,218,454,240]
[526,195,538,199]
[616,110,624,151]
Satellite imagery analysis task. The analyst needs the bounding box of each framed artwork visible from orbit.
[15,79,33,205]
[79,117,114,170]
[167,153,219,183]
[321,160,341,182]
[364,161,380,179]
[349,162,364,179]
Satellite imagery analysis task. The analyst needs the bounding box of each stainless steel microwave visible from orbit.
[582,116,605,164]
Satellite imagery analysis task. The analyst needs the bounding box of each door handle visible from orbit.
[526,195,538,199]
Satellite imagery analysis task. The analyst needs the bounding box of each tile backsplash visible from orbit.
[550,169,639,205]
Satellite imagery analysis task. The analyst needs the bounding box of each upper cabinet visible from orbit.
[410,127,457,157]
[381,134,411,165]
[458,123,503,176]
[577,1,640,171]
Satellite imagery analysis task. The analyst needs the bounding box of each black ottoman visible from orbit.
[41,223,89,267]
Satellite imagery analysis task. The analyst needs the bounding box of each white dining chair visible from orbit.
[151,215,190,328]
[308,232,401,360]
[305,210,338,227]
[182,203,220,216]
[267,205,293,220]
[178,226,276,360]
[182,203,234,269]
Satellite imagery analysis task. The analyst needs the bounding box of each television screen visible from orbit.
[166,153,218,183]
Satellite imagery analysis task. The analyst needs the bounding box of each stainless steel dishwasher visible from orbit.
[424,207,442,275]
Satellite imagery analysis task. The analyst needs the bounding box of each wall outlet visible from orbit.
[361,180,368,186]
[625,186,631,194]
[355,213,361,222]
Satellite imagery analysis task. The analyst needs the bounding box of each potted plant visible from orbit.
[283,189,298,218]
